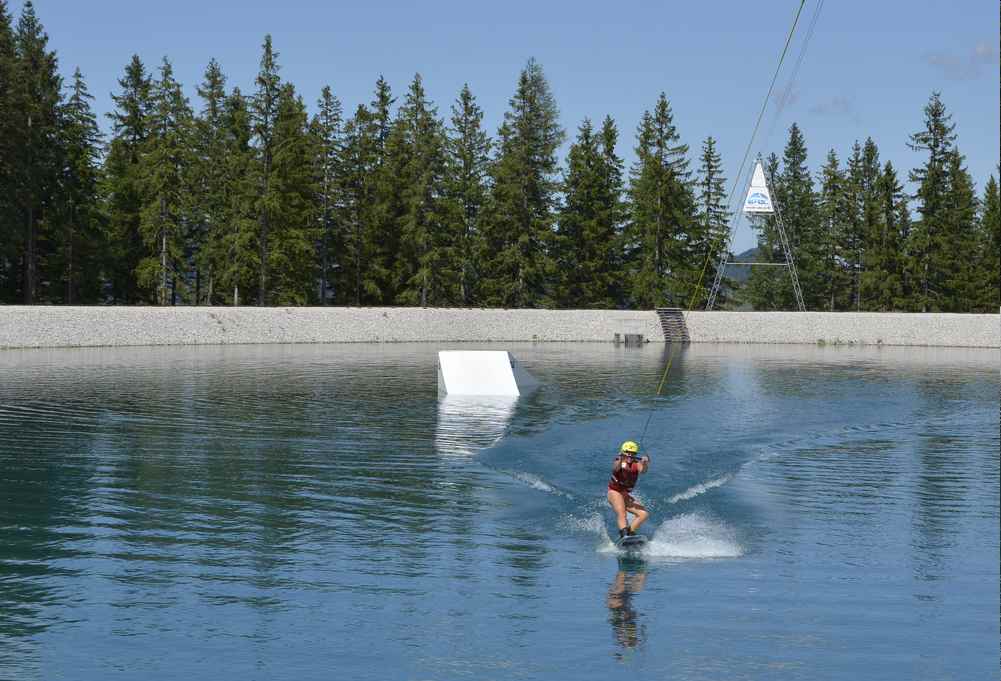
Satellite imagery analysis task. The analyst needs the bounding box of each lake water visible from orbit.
[0,342,997,680]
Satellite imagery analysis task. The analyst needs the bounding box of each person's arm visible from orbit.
[611,455,623,475]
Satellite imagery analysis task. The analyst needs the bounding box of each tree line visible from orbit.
[747,101,998,313]
[0,1,997,311]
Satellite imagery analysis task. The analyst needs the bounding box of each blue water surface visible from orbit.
[0,342,997,680]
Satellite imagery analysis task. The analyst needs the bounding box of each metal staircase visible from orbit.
[655,308,689,343]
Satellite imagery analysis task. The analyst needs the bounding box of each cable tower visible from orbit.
[706,156,805,311]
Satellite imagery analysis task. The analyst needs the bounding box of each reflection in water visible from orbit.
[434,396,518,458]
[606,566,648,659]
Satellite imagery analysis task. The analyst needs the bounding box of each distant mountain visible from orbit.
[723,247,759,285]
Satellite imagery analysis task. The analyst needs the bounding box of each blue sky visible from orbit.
[13,0,1000,251]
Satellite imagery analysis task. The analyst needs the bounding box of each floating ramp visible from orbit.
[437,351,537,396]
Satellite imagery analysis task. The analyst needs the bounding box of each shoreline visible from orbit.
[1,306,998,350]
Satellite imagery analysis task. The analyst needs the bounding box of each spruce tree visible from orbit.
[137,58,193,305]
[814,150,849,310]
[597,116,628,306]
[337,104,379,305]
[556,118,601,307]
[445,84,491,305]
[779,123,819,308]
[372,75,394,157]
[842,142,865,310]
[854,138,883,310]
[842,139,882,310]
[0,1,16,301]
[393,74,454,307]
[976,174,1000,311]
[555,116,623,308]
[266,84,319,305]
[938,149,979,312]
[12,1,62,303]
[694,136,729,307]
[250,34,282,305]
[55,67,103,303]
[479,58,564,308]
[624,94,697,308]
[312,85,343,304]
[214,87,258,305]
[860,161,908,310]
[906,92,957,311]
[365,77,402,303]
[104,55,152,303]
[190,58,228,304]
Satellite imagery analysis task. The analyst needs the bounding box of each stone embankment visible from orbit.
[680,311,999,348]
[0,306,997,349]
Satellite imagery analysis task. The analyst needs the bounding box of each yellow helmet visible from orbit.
[620,441,639,454]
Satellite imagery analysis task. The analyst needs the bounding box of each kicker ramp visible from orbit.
[437,351,537,396]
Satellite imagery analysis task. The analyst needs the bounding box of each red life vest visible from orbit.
[609,457,640,493]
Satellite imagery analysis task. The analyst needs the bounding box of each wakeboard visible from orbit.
[616,534,648,551]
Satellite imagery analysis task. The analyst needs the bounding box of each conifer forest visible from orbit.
[1,1,998,311]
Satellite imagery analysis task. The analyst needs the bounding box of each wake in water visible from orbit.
[643,513,743,559]
[504,470,575,498]
[667,474,733,504]
[561,504,743,561]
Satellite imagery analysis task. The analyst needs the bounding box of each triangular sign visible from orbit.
[743,160,774,214]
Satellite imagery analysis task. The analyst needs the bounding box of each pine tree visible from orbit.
[779,123,819,309]
[975,174,1000,311]
[214,87,258,305]
[694,136,729,307]
[371,75,394,157]
[556,118,600,307]
[555,117,623,308]
[860,161,908,310]
[365,77,403,303]
[189,58,228,304]
[479,58,564,308]
[842,142,864,309]
[938,149,979,312]
[12,1,63,303]
[445,84,491,305]
[55,67,103,303]
[266,84,319,305]
[814,150,849,310]
[337,104,379,305]
[250,34,282,305]
[906,92,957,312]
[843,140,882,310]
[104,54,152,303]
[136,58,193,305]
[624,94,696,308]
[0,1,16,301]
[393,74,454,307]
[597,116,628,306]
[362,75,404,306]
[312,85,343,304]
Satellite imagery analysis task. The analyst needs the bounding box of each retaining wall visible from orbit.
[681,311,1000,348]
[0,307,661,349]
[0,306,997,349]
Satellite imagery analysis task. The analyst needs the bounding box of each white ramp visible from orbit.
[437,351,536,396]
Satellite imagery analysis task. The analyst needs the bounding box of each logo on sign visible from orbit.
[747,192,769,205]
